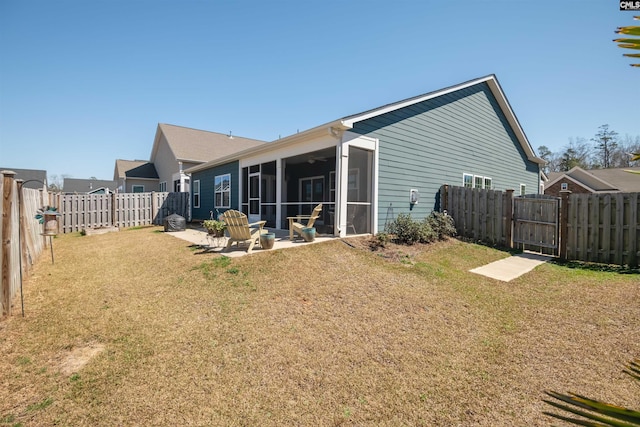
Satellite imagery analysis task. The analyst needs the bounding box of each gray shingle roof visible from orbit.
[63,178,118,193]
[114,159,158,179]
[0,167,48,189]
[156,123,268,163]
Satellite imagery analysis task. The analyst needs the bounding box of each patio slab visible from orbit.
[166,227,336,257]
[469,252,553,282]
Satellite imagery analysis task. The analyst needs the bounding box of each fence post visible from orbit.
[559,190,571,261]
[151,192,158,225]
[504,189,514,249]
[2,170,16,316]
[441,184,449,213]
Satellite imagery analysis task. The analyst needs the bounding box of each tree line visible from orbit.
[538,125,640,174]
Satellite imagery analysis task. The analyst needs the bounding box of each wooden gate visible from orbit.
[512,195,560,254]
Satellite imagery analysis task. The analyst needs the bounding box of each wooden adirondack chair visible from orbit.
[220,210,267,253]
[287,204,323,241]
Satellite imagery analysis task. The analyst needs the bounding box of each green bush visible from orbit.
[384,212,455,245]
[427,211,456,240]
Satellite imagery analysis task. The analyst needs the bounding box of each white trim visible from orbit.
[341,76,495,127]
[214,173,231,208]
[463,173,473,188]
[519,184,526,196]
[185,75,544,176]
[193,180,200,208]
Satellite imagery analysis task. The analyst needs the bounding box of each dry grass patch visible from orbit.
[1,227,638,426]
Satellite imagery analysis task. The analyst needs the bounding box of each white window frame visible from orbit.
[132,185,144,193]
[193,180,200,208]
[215,173,231,208]
[561,182,568,191]
[159,181,167,192]
[520,184,526,196]
[484,177,492,190]
[474,175,484,189]
[463,173,473,188]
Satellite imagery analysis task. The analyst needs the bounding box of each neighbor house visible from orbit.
[186,74,545,237]
[113,159,159,193]
[63,178,118,194]
[149,123,268,193]
[0,167,48,190]
[544,166,640,196]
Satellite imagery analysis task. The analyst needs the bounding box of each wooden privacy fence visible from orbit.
[50,191,190,233]
[1,171,49,316]
[441,185,640,267]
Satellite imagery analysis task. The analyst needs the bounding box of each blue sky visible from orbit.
[1,0,638,181]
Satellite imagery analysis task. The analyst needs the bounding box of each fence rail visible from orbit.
[565,192,639,266]
[1,171,48,316]
[441,185,640,267]
[51,192,190,233]
[2,168,191,316]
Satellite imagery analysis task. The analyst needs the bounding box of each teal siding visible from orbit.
[349,82,540,230]
[190,161,240,221]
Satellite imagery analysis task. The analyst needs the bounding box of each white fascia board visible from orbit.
[240,133,338,168]
[485,78,545,166]
[340,76,495,128]
[185,120,347,174]
[341,75,545,166]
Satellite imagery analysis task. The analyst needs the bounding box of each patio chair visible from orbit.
[287,204,323,241]
[220,209,267,253]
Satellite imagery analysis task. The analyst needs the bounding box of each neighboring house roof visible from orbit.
[114,159,158,180]
[63,178,118,194]
[150,123,269,164]
[546,166,640,192]
[0,167,48,189]
[187,74,545,174]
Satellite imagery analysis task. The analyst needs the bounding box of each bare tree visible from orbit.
[537,145,561,173]
[559,138,593,171]
[591,125,619,169]
[48,174,71,192]
[612,134,640,167]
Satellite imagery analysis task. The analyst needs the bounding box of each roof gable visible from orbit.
[186,74,544,173]
[341,75,543,165]
[545,166,640,192]
[114,159,154,179]
[150,124,268,165]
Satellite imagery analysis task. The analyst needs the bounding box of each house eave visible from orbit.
[185,120,349,174]
[341,74,545,166]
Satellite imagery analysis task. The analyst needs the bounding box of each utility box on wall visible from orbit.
[410,189,419,205]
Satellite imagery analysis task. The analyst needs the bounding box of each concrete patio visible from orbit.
[165,226,338,257]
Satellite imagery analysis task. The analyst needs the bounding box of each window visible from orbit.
[159,182,167,192]
[561,182,568,191]
[193,180,200,208]
[464,173,492,189]
[215,174,231,208]
[474,175,483,189]
[520,184,526,196]
[132,185,144,193]
[463,173,473,188]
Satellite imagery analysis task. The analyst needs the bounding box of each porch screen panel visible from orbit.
[261,161,277,227]
[347,146,372,235]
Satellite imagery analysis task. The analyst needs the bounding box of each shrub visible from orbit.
[385,212,456,245]
[427,211,456,240]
